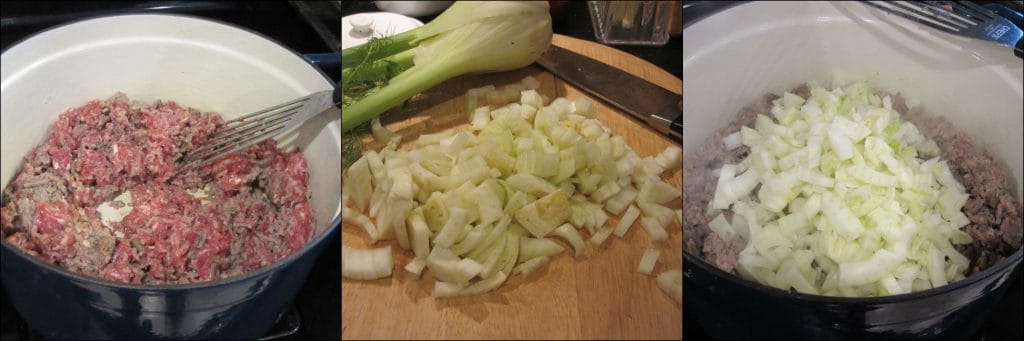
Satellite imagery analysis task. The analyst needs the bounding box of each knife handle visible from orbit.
[671,115,682,140]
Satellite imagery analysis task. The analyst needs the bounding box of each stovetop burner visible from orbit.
[0,1,340,339]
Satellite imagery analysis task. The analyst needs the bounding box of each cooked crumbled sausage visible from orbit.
[1,93,314,284]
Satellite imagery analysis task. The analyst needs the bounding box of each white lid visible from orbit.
[341,12,424,50]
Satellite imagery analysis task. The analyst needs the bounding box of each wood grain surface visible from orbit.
[341,34,682,340]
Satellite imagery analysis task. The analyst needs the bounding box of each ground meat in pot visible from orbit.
[1,93,315,285]
[683,84,1023,277]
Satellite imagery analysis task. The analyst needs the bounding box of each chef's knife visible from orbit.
[536,44,682,142]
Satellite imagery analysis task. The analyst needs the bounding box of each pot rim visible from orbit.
[0,13,342,291]
[683,247,1024,303]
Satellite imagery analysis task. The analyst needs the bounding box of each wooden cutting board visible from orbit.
[341,34,682,340]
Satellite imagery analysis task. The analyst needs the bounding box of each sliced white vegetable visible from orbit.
[434,281,465,298]
[655,146,683,171]
[604,185,638,215]
[513,256,551,276]
[405,258,427,277]
[657,269,683,304]
[342,206,379,242]
[433,207,468,248]
[640,216,669,241]
[341,245,393,280]
[346,156,373,211]
[613,205,642,237]
[722,132,742,151]
[514,190,570,238]
[407,210,431,259]
[387,197,415,249]
[637,178,682,205]
[551,224,585,258]
[590,225,615,246]
[519,237,564,261]
[637,249,660,275]
[838,249,905,287]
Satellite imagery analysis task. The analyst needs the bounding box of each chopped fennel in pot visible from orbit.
[706,81,974,297]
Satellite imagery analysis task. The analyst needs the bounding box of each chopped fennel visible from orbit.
[513,255,551,275]
[614,205,642,237]
[342,245,393,280]
[657,269,683,304]
[638,249,660,275]
[342,76,681,298]
[705,80,973,297]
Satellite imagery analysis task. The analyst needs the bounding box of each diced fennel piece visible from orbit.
[416,129,457,147]
[573,97,595,118]
[507,173,558,196]
[427,248,483,285]
[434,207,469,248]
[519,237,565,261]
[438,270,511,298]
[520,89,544,109]
[503,191,532,215]
[471,106,491,130]
[590,224,615,246]
[342,206,379,242]
[610,136,627,159]
[837,249,905,287]
[821,192,865,239]
[551,224,585,258]
[495,232,521,274]
[433,281,465,298]
[521,75,541,90]
[386,197,416,249]
[637,178,682,205]
[480,233,509,279]
[676,209,683,225]
[407,210,431,259]
[346,155,373,211]
[708,213,734,240]
[712,164,738,209]
[723,132,742,151]
[472,179,506,226]
[591,181,622,203]
[927,243,948,287]
[638,202,675,228]
[614,205,642,237]
[640,216,669,241]
[655,146,682,171]
[827,124,854,161]
[451,224,487,255]
[468,216,511,260]
[604,184,638,215]
[514,190,570,238]
[513,255,551,276]
[637,248,660,275]
[370,117,400,144]
[363,150,385,187]
[657,269,683,304]
[342,245,393,280]
[517,150,560,178]
[405,258,427,277]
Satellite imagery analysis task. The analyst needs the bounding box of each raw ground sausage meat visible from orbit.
[0,93,315,285]
[683,85,1023,276]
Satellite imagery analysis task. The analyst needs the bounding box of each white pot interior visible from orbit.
[0,14,341,238]
[683,1,1023,199]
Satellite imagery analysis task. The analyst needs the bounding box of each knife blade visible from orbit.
[536,44,682,141]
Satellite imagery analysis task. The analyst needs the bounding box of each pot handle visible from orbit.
[303,53,341,69]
